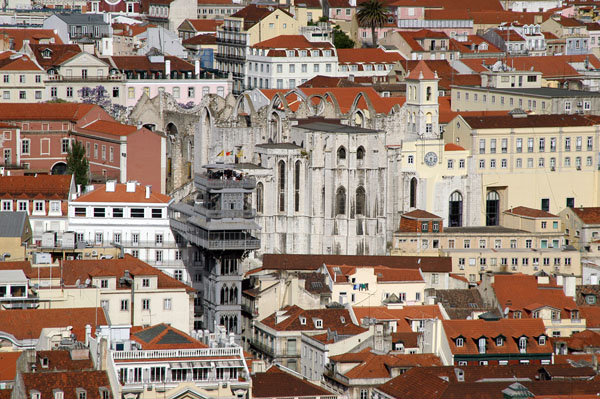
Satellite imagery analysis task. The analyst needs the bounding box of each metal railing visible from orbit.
[112,346,243,360]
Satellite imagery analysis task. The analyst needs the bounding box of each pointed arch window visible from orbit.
[278,161,286,212]
[357,146,365,161]
[409,178,417,208]
[356,186,366,216]
[337,146,346,162]
[486,191,500,226]
[256,182,264,213]
[294,161,301,212]
[336,186,346,215]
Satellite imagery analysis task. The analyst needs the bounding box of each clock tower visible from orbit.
[404,60,440,141]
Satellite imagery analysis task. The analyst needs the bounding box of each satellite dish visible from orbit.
[85,278,91,286]
[503,307,510,315]
[75,278,81,286]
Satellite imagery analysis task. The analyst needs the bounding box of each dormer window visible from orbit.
[586,295,596,305]
[571,310,580,320]
[518,337,527,353]
[496,337,503,346]
[99,388,110,399]
[513,311,522,319]
[31,391,41,399]
[456,337,464,347]
[299,316,306,325]
[42,49,52,58]
[478,338,486,354]
[539,335,546,345]
[76,389,87,399]
[41,357,49,368]
[340,316,345,323]
[53,390,63,399]
[314,319,323,329]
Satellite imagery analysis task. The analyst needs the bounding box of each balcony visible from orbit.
[195,207,256,220]
[249,339,298,358]
[112,347,243,360]
[46,75,123,82]
[193,237,261,251]
[195,173,256,190]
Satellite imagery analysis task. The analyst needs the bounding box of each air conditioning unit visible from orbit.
[550,167,555,171]
[534,266,539,271]
[577,166,582,170]
[511,266,517,271]
[480,266,486,271]
[91,250,98,256]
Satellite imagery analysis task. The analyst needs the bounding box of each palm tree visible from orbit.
[357,0,387,47]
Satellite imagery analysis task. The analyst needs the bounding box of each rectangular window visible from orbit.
[94,208,106,217]
[131,208,144,218]
[164,298,172,310]
[121,299,129,310]
[142,299,150,310]
[151,208,162,218]
[516,138,522,153]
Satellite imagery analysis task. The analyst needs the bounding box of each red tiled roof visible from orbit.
[0,28,63,50]
[376,367,449,399]
[187,18,224,32]
[253,366,336,398]
[493,274,577,319]
[0,175,72,199]
[442,318,551,355]
[22,371,110,399]
[0,51,43,71]
[78,119,139,136]
[444,143,465,151]
[402,209,442,219]
[0,102,98,121]
[462,114,599,129]
[504,206,558,218]
[259,305,361,332]
[108,55,194,73]
[330,349,440,379]
[29,43,82,70]
[337,48,404,64]
[261,254,452,272]
[557,16,584,27]
[73,182,170,203]
[570,207,600,225]
[0,352,20,381]
[34,350,94,372]
[183,34,217,45]
[459,54,600,77]
[406,60,437,80]
[326,265,424,283]
[0,307,107,342]
[253,35,333,49]
[232,5,292,29]
[580,306,600,328]
[543,31,560,39]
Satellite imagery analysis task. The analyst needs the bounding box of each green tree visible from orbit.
[333,25,355,49]
[357,0,387,47]
[66,140,89,186]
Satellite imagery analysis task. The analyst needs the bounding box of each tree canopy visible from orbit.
[333,25,355,49]
[66,140,89,187]
[357,0,387,47]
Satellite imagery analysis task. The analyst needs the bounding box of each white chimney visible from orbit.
[106,180,116,192]
[126,181,137,192]
[195,59,200,78]
[145,185,151,199]
[165,59,171,78]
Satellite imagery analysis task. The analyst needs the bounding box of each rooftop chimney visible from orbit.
[106,180,116,192]
[165,59,171,79]
[195,59,200,78]
[145,185,151,199]
[126,181,137,192]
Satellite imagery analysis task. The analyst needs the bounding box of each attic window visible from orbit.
[76,388,87,399]
[315,319,323,329]
[496,337,503,346]
[299,316,306,325]
[31,391,41,399]
[340,316,346,323]
[41,357,49,368]
[586,295,596,305]
[42,49,52,58]
[456,337,464,347]
[54,390,64,399]
[99,388,110,399]
[539,336,546,345]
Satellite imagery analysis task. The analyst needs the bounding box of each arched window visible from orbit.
[294,161,301,212]
[337,146,346,161]
[449,191,463,227]
[518,337,527,353]
[220,286,226,305]
[336,187,346,215]
[409,178,417,208]
[256,182,264,213]
[357,146,365,161]
[230,286,237,303]
[486,191,500,226]
[425,112,433,134]
[278,161,286,212]
[426,86,432,101]
[321,186,326,215]
[356,186,366,216]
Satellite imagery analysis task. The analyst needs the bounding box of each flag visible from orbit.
[237,149,243,157]
[226,151,232,156]
[217,151,224,156]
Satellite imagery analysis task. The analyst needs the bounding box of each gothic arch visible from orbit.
[232,93,257,119]
[448,191,463,227]
[409,177,417,208]
[268,111,283,143]
[305,94,328,116]
[336,186,347,215]
[199,108,212,169]
[350,91,376,122]
[321,92,343,116]
[356,186,366,216]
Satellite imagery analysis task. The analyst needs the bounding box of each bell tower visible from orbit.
[404,61,440,140]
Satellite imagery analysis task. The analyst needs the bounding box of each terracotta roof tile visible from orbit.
[0,307,107,342]
[462,114,599,129]
[183,34,217,45]
[0,175,72,199]
[444,143,465,151]
[504,206,558,218]
[261,254,452,272]
[73,182,170,203]
[253,366,336,398]
[333,350,441,380]
[259,305,359,332]
[326,265,423,283]
[253,35,333,49]
[0,352,20,381]
[29,43,82,70]
[376,367,449,399]
[22,371,110,399]
[108,55,194,73]
[493,274,577,319]
[0,103,98,121]
[571,207,600,224]
[187,18,224,32]
[337,48,404,64]
[402,209,442,219]
[34,350,94,372]
[580,306,600,328]
[353,305,444,332]
[78,119,140,136]
[0,28,63,50]
[232,5,292,29]
[0,51,44,71]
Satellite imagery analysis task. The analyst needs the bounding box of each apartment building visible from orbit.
[423,318,553,366]
[0,123,21,170]
[68,181,183,277]
[197,0,245,20]
[483,24,546,57]
[480,273,585,337]
[0,175,75,242]
[250,306,363,372]
[560,207,600,251]
[444,112,600,219]
[321,264,426,306]
[381,30,459,61]
[0,212,31,262]
[215,4,298,93]
[0,255,194,332]
[541,16,589,55]
[0,51,47,103]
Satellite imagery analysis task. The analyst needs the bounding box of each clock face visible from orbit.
[424,151,438,166]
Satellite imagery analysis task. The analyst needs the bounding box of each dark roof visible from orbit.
[54,13,109,25]
[462,114,600,129]
[252,366,336,398]
[299,272,331,295]
[295,121,380,134]
[433,289,498,319]
[108,55,194,73]
[0,212,28,237]
[29,43,82,69]
[131,324,207,349]
[261,254,452,272]
[231,4,292,30]
[457,85,600,98]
